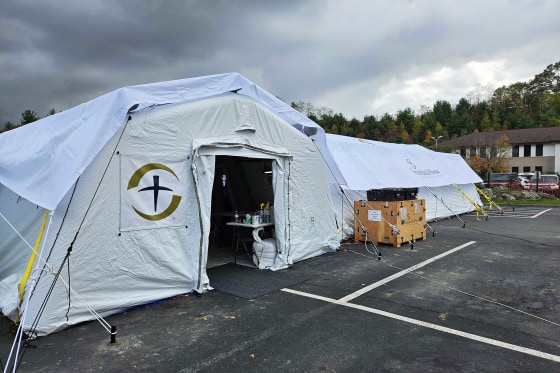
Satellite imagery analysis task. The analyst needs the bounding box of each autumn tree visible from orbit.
[480,112,492,131]
[467,135,510,174]
[422,129,433,147]
[411,116,425,143]
[396,122,410,143]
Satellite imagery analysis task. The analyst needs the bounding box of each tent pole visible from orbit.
[191,151,205,292]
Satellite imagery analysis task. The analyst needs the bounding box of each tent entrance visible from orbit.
[208,155,274,267]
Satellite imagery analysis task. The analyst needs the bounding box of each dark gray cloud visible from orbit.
[1,0,559,124]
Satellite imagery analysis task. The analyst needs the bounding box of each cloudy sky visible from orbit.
[1,0,559,125]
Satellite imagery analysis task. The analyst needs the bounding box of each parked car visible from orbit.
[525,174,560,191]
[487,173,521,188]
[518,176,530,189]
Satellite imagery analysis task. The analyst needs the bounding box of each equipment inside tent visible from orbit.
[0,73,339,337]
[321,134,483,238]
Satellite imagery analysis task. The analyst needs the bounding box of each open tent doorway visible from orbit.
[208,155,275,267]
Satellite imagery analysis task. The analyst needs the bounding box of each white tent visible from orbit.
[0,73,339,336]
[322,134,483,233]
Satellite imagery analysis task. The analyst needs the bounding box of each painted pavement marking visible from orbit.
[281,240,560,363]
[474,207,552,219]
[531,208,552,218]
[339,241,476,303]
[282,288,560,363]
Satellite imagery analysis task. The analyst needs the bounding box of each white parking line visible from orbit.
[282,288,560,363]
[339,241,476,303]
[472,207,553,219]
[531,208,552,218]
[281,239,560,363]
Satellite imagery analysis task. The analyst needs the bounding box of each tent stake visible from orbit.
[426,222,437,237]
[110,325,117,343]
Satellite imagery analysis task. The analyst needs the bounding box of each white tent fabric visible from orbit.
[323,134,483,228]
[0,79,339,336]
[419,184,481,222]
[324,134,482,190]
[0,73,328,211]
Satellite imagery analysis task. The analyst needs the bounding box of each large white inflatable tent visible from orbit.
[0,73,340,336]
[322,134,483,236]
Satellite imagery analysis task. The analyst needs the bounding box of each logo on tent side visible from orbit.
[127,163,182,221]
[407,158,441,176]
[406,158,417,170]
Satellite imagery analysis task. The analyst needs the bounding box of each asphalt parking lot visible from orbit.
[2,205,559,372]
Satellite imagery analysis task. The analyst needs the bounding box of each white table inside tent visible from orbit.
[226,222,274,263]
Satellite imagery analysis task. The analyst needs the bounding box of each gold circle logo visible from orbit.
[127,163,182,221]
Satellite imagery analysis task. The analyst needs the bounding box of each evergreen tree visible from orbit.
[20,109,39,125]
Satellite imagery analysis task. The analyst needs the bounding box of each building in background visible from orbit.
[442,127,560,175]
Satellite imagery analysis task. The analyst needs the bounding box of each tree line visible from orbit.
[3,62,559,145]
[291,61,560,148]
[2,108,55,133]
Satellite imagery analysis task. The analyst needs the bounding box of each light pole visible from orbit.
[431,135,443,150]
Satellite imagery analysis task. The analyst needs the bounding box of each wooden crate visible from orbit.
[354,199,426,248]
